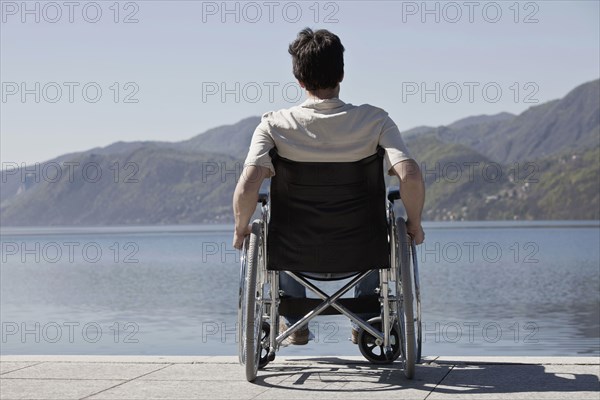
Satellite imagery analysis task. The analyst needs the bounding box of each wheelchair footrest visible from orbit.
[278,295,380,317]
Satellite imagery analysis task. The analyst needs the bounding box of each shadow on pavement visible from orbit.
[252,356,600,396]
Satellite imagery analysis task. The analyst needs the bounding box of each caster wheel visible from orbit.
[358,317,401,364]
[259,321,270,369]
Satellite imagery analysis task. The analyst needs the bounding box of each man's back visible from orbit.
[244,97,411,176]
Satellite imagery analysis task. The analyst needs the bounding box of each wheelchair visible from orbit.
[238,147,422,382]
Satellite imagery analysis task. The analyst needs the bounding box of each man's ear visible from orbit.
[339,73,344,83]
[298,80,305,88]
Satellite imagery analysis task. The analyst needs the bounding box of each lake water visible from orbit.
[1,221,598,357]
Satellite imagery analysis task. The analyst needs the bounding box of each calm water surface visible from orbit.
[1,221,598,357]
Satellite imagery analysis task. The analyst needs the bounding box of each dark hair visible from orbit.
[288,28,345,91]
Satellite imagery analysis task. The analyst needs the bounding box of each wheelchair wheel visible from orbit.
[411,240,423,364]
[237,221,264,382]
[357,317,401,364]
[396,217,417,379]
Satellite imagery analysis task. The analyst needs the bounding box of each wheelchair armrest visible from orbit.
[258,192,269,206]
[387,186,400,202]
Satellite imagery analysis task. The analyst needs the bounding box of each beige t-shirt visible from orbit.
[244,97,411,176]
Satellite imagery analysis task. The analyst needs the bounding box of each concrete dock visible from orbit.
[1,355,598,399]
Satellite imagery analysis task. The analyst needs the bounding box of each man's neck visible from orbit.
[306,85,340,100]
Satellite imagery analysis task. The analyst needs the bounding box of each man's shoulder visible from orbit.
[255,110,280,129]
[353,103,389,117]
[259,106,296,120]
[258,101,390,127]
[258,105,304,127]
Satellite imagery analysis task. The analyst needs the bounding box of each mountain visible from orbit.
[406,138,599,221]
[436,79,600,163]
[178,116,260,159]
[1,79,598,225]
[0,116,259,207]
[447,112,515,130]
[1,146,240,225]
[401,125,435,137]
[403,133,506,220]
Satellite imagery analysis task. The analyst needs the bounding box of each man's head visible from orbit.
[288,28,345,92]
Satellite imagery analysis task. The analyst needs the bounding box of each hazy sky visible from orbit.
[1,0,599,164]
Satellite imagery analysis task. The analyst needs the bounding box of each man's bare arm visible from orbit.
[232,165,270,249]
[391,159,425,244]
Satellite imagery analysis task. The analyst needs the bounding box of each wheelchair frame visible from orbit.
[238,189,422,382]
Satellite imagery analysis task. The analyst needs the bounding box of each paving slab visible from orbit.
[2,362,168,380]
[0,356,597,400]
[137,362,285,383]
[0,378,125,400]
[87,380,270,400]
[0,361,42,375]
[253,359,449,400]
[0,356,215,364]
[427,363,600,399]
[434,356,600,365]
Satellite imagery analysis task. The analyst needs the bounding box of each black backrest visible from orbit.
[266,148,390,273]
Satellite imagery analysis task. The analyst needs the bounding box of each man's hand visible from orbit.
[233,224,252,250]
[406,219,425,245]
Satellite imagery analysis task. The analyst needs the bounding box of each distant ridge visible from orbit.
[1,79,598,225]
[447,112,516,130]
[436,79,600,163]
[178,116,261,159]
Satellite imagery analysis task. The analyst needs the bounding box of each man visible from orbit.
[233,28,425,345]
